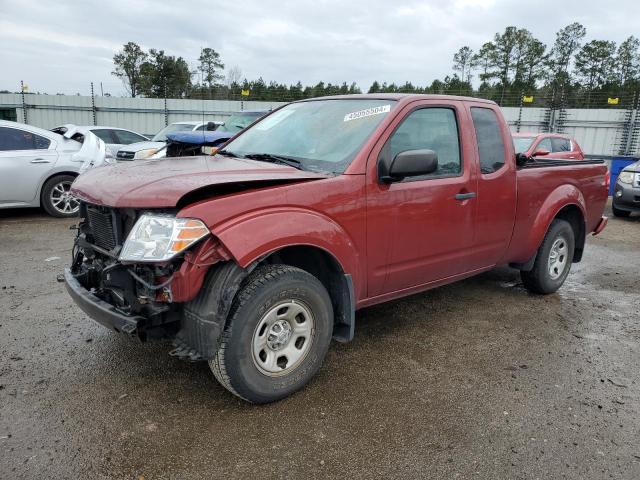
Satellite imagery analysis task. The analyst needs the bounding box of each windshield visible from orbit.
[513,136,535,153]
[221,100,395,173]
[217,113,264,134]
[152,123,196,142]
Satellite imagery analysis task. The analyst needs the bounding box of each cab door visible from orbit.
[365,100,479,297]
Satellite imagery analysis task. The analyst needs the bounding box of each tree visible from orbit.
[139,49,192,98]
[547,22,586,85]
[616,36,640,85]
[453,46,476,83]
[112,42,147,97]
[225,65,242,87]
[575,40,617,90]
[487,26,520,87]
[368,81,381,93]
[198,47,225,87]
[473,42,496,81]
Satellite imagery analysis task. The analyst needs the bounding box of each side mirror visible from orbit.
[206,122,218,131]
[533,149,550,156]
[515,152,531,167]
[381,149,438,183]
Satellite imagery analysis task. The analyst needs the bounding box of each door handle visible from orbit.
[455,192,476,201]
[30,158,51,164]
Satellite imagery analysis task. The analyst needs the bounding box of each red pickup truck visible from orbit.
[64,94,609,403]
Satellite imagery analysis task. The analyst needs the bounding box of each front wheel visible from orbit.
[210,264,334,403]
[521,219,575,294]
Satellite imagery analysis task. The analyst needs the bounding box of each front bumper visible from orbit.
[63,268,142,334]
[613,181,640,212]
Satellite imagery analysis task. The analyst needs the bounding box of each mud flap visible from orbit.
[331,274,355,343]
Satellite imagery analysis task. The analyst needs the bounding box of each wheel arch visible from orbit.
[257,244,355,342]
[38,170,79,206]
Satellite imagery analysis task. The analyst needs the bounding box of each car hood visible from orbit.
[118,141,165,153]
[71,155,329,208]
[623,159,640,172]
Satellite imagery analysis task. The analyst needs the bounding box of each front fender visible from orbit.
[211,206,360,281]
[513,184,586,263]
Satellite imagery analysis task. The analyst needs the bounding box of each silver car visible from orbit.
[0,120,108,217]
[612,160,640,217]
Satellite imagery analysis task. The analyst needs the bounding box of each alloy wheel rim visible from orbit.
[50,181,79,214]
[252,300,315,376]
[548,236,569,280]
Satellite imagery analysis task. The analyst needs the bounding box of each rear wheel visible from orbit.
[41,175,79,218]
[521,219,575,294]
[210,264,333,403]
[612,204,631,218]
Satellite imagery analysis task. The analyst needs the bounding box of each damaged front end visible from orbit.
[63,202,238,360]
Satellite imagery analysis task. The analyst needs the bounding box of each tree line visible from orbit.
[112,23,640,107]
[111,42,361,101]
[369,23,640,107]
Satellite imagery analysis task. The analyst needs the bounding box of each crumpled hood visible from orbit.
[71,155,329,208]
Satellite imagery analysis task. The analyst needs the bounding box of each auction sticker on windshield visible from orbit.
[343,105,391,122]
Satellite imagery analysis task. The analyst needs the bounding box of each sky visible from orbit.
[1,0,639,96]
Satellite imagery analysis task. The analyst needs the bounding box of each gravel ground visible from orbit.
[1,203,639,480]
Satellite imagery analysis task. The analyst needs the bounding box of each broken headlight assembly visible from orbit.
[119,214,209,263]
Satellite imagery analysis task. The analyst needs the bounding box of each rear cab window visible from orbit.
[470,107,505,174]
[551,137,571,152]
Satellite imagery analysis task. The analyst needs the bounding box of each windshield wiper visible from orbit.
[217,149,239,158]
[244,153,304,170]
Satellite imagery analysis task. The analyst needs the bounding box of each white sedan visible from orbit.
[0,121,109,217]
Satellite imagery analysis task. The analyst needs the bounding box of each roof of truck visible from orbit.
[293,93,497,105]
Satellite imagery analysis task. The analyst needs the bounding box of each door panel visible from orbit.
[365,102,478,297]
[0,127,58,204]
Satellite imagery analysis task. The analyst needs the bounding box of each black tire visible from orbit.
[41,174,79,218]
[521,219,575,294]
[612,204,631,218]
[210,264,333,403]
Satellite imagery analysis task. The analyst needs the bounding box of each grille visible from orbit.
[634,173,640,188]
[86,207,117,251]
[117,150,135,160]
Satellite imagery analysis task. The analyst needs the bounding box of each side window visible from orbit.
[470,107,506,174]
[551,137,571,152]
[114,130,147,144]
[536,138,553,152]
[34,134,51,149]
[0,127,50,151]
[385,108,461,180]
[91,129,116,144]
[193,125,206,131]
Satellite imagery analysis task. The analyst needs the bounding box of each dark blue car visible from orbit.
[155,110,269,158]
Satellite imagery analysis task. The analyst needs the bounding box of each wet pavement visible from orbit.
[1,204,639,479]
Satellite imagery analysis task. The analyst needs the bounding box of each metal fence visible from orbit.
[1,92,639,158]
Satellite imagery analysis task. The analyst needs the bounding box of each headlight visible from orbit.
[618,171,634,184]
[134,148,158,159]
[119,214,209,262]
